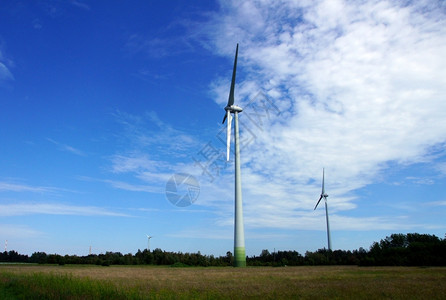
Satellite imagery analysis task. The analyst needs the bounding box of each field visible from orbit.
[1,264,445,299]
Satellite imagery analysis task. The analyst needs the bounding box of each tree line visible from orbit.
[1,233,445,267]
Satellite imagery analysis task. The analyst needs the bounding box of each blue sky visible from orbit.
[1,0,445,256]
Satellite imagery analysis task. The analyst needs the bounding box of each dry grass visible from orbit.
[1,265,446,299]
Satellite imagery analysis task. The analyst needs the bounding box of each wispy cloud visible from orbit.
[88,1,446,234]
[426,201,446,207]
[168,228,233,240]
[0,224,44,238]
[192,0,446,230]
[405,177,435,185]
[0,203,130,217]
[435,162,446,175]
[0,62,13,81]
[79,176,164,194]
[70,0,90,11]
[101,110,203,193]
[47,138,86,156]
[0,181,55,193]
[0,49,14,82]
[113,110,200,156]
[124,34,177,58]
[123,15,195,60]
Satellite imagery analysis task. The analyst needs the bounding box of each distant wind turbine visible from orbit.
[4,240,7,253]
[146,235,153,251]
[314,168,332,251]
[222,43,246,267]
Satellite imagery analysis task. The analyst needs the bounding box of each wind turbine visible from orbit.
[146,235,153,251]
[222,43,246,267]
[314,168,332,251]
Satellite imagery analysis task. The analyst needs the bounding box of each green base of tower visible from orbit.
[234,247,246,267]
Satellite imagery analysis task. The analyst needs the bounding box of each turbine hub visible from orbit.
[225,105,243,113]
[323,193,328,198]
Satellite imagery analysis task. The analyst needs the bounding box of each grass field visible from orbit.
[1,264,445,299]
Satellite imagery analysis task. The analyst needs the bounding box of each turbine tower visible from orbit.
[222,43,246,267]
[314,168,332,251]
[146,235,152,251]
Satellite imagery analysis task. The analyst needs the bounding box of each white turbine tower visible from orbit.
[4,240,7,253]
[222,43,246,267]
[314,168,332,251]
[146,235,153,251]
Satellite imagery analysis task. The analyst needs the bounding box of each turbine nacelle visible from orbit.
[223,105,243,161]
[224,105,243,113]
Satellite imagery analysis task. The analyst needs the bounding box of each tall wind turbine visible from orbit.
[222,43,246,267]
[146,235,153,251]
[314,168,332,251]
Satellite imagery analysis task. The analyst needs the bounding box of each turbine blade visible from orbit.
[322,168,325,194]
[222,113,227,124]
[314,195,323,210]
[226,111,232,161]
[226,43,238,107]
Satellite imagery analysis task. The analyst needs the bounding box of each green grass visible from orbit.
[0,271,140,299]
[0,265,445,299]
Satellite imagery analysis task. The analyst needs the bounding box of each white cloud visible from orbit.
[0,47,14,82]
[0,224,44,238]
[47,138,86,156]
[110,154,160,174]
[0,203,129,217]
[101,110,208,197]
[0,62,13,81]
[426,201,446,207]
[435,162,446,175]
[196,0,446,230]
[70,0,90,11]
[96,1,446,233]
[113,110,200,157]
[0,182,55,193]
[102,178,163,194]
[168,228,233,240]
